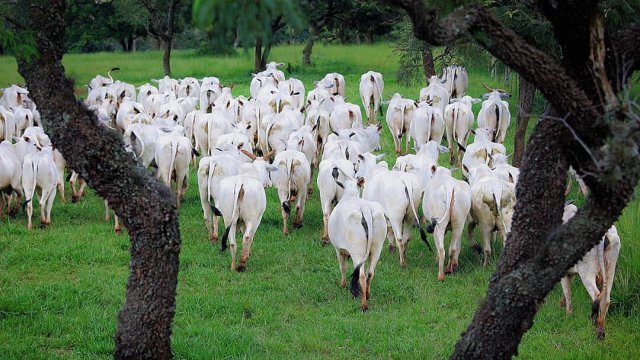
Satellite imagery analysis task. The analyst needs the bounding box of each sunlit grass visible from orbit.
[0,43,638,359]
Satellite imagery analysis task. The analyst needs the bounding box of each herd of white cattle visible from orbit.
[0,62,621,331]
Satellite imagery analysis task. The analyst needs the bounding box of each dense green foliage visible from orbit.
[0,43,638,358]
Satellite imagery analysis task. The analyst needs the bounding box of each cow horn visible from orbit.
[240,149,257,160]
[262,149,276,161]
[482,83,494,92]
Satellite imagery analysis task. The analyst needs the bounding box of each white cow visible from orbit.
[317,157,358,245]
[123,123,165,167]
[409,102,445,152]
[153,76,180,95]
[386,93,417,155]
[419,76,450,115]
[137,83,159,110]
[423,166,472,281]
[491,154,519,185]
[358,152,429,267]
[0,141,23,216]
[321,73,346,97]
[349,122,382,153]
[441,65,468,99]
[444,96,480,165]
[271,149,311,235]
[154,129,192,207]
[329,180,386,312]
[260,112,300,155]
[116,98,145,133]
[22,147,58,229]
[467,164,516,267]
[21,127,67,203]
[87,68,118,91]
[178,77,201,99]
[200,84,222,113]
[0,107,15,142]
[278,78,305,111]
[213,173,267,272]
[461,128,507,179]
[329,97,363,131]
[477,87,511,143]
[12,107,35,137]
[359,71,384,123]
[560,204,621,340]
[197,153,243,243]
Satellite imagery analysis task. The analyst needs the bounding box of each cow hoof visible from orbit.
[71,195,79,204]
[438,274,445,282]
[293,221,303,229]
[596,326,605,340]
[307,188,313,196]
[210,235,218,244]
[236,264,247,272]
[115,228,122,235]
[8,207,19,218]
[361,304,369,312]
[321,239,329,247]
[39,223,48,229]
[399,261,407,268]
[283,229,289,235]
[340,280,346,288]
[388,244,397,253]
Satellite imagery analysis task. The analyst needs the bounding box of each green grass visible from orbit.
[1,43,639,359]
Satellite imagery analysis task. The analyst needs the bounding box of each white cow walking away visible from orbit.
[560,204,621,340]
[271,149,311,235]
[444,96,479,165]
[22,147,58,229]
[385,94,417,155]
[409,102,445,152]
[329,180,387,311]
[359,71,384,123]
[477,86,511,144]
[422,166,471,281]
[154,129,192,207]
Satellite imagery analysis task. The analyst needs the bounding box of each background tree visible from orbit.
[193,0,302,73]
[299,0,347,66]
[380,0,640,358]
[3,1,181,358]
[141,0,193,76]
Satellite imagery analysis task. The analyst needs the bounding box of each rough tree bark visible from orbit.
[161,37,172,76]
[381,0,640,358]
[254,37,264,73]
[513,76,535,167]
[15,1,180,359]
[254,16,284,73]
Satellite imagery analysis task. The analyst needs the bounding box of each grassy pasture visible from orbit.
[0,43,639,359]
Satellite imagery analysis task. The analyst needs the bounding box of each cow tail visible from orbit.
[350,206,374,298]
[403,180,432,253]
[428,186,453,234]
[494,103,501,142]
[169,138,178,185]
[221,180,243,252]
[22,156,39,210]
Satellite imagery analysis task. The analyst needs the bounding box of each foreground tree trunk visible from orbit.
[382,1,640,358]
[513,76,535,167]
[421,44,436,82]
[15,1,181,359]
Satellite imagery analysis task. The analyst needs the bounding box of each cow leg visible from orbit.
[105,200,111,221]
[446,221,464,274]
[481,226,493,268]
[114,214,122,234]
[26,199,33,230]
[387,226,397,253]
[596,235,620,339]
[281,206,289,235]
[44,187,56,225]
[237,235,252,272]
[434,225,446,281]
[229,223,238,271]
[366,238,383,301]
[39,190,47,226]
[336,249,347,288]
[212,215,220,243]
[293,189,307,229]
[57,180,66,203]
[359,264,368,312]
[392,134,401,155]
[560,276,573,314]
[321,211,330,246]
[467,219,480,253]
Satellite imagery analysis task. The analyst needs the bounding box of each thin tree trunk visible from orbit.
[302,26,317,66]
[421,44,436,82]
[261,41,273,70]
[254,37,264,73]
[15,2,180,359]
[126,36,134,52]
[513,76,535,167]
[162,37,172,76]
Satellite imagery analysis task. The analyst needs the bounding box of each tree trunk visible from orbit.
[261,41,273,71]
[120,38,128,52]
[126,36,134,53]
[302,26,317,66]
[162,37,172,76]
[15,2,180,359]
[513,76,535,167]
[421,44,436,82]
[254,37,264,73]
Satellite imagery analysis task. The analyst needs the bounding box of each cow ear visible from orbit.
[375,153,386,161]
[349,132,356,138]
[266,164,278,172]
[472,98,482,104]
[173,115,178,121]
[357,177,365,188]
[463,164,469,174]
[358,154,365,160]
[431,165,437,174]
[438,145,449,153]
[311,123,318,132]
[470,129,476,135]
